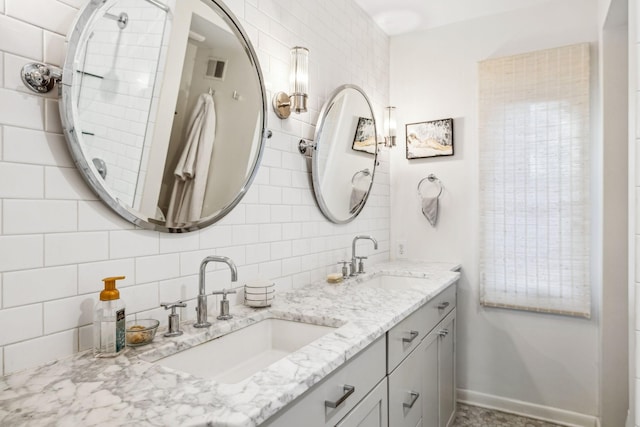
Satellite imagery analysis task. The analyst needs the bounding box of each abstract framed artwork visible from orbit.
[352,117,376,154]
[405,118,454,159]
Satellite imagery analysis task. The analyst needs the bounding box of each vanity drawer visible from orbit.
[388,336,423,427]
[423,283,456,335]
[387,283,456,374]
[387,302,427,373]
[263,336,386,427]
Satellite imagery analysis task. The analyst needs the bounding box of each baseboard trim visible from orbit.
[457,389,600,427]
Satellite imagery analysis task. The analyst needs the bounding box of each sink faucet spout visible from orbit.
[195,256,238,328]
[350,235,378,276]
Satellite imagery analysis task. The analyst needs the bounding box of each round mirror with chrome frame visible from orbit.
[58,0,267,232]
[311,84,378,224]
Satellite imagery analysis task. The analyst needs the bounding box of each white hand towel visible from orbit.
[350,188,367,213]
[421,196,438,227]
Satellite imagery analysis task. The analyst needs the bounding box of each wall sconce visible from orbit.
[273,46,309,119]
[383,106,397,147]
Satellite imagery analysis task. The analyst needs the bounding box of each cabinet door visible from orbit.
[438,312,456,427]
[337,378,388,427]
[388,338,423,427]
[420,331,439,427]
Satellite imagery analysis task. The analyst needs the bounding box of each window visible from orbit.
[478,43,591,318]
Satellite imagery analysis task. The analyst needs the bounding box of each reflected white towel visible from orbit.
[421,196,438,227]
[166,93,216,227]
[350,188,367,214]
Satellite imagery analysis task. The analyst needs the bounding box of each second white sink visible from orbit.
[156,318,336,384]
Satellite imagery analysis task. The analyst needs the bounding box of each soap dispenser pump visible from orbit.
[94,276,126,358]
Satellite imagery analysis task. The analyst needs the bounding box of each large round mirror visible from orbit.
[311,85,378,223]
[59,0,267,232]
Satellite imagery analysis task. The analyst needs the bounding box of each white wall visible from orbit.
[0,0,390,376]
[390,0,600,422]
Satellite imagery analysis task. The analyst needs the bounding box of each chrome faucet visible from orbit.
[350,235,378,276]
[194,256,238,328]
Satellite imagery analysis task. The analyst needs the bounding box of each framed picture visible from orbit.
[406,118,454,159]
[352,117,376,154]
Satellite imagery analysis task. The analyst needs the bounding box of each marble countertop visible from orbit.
[0,260,460,426]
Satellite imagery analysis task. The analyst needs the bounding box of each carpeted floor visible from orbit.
[452,403,565,427]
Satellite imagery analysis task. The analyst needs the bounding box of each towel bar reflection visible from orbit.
[417,174,443,198]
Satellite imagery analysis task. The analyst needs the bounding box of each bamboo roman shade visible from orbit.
[478,43,591,318]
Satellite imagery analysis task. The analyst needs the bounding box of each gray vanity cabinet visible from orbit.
[262,283,457,427]
[262,336,386,427]
[387,286,457,427]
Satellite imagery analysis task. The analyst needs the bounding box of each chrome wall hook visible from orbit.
[21,63,63,94]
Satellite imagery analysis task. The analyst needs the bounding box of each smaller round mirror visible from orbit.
[311,85,378,223]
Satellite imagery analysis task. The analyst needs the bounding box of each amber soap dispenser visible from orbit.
[94,276,126,357]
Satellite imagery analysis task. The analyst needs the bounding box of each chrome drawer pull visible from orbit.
[437,301,450,310]
[403,391,420,409]
[438,328,449,337]
[402,330,419,343]
[325,384,355,408]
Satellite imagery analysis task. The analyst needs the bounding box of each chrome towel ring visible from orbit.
[417,174,443,198]
[352,168,371,186]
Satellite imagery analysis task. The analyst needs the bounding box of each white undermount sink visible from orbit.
[363,275,434,291]
[155,318,336,384]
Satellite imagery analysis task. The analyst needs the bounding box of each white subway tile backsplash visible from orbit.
[43,31,66,67]
[259,223,282,242]
[6,0,77,35]
[44,294,94,333]
[3,265,76,307]
[270,205,292,222]
[199,225,233,249]
[0,234,43,271]
[3,199,77,234]
[78,201,133,231]
[135,253,180,284]
[78,324,92,352]
[0,304,42,346]
[246,242,271,264]
[246,204,271,224]
[259,185,282,204]
[119,281,159,314]
[4,329,77,374]
[0,162,43,198]
[44,99,63,133]
[270,168,292,187]
[159,232,200,254]
[232,224,260,246]
[45,232,108,266]
[0,89,45,130]
[270,240,292,260]
[45,166,97,200]
[158,276,198,318]
[0,15,42,60]
[258,260,281,280]
[78,259,135,294]
[3,126,73,167]
[109,229,159,259]
[245,4,270,33]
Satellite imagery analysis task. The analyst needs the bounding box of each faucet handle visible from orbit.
[161,300,187,310]
[160,300,187,337]
[337,261,350,278]
[211,288,237,299]
[211,289,237,320]
[355,256,368,274]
